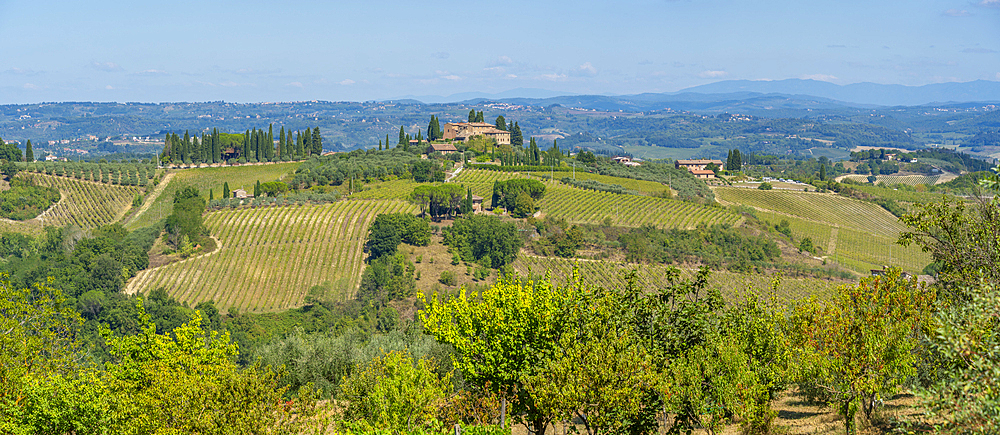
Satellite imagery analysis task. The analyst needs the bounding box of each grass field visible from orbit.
[716,187,932,274]
[125,199,416,312]
[0,173,142,235]
[512,255,840,303]
[452,169,738,228]
[126,163,299,230]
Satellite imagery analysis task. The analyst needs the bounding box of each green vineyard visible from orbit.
[0,174,142,235]
[716,187,932,274]
[512,255,839,303]
[453,169,738,228]
[126,199,416,312]
[127,163,299,230]
[529,171,672,196]
[840,174,943,186]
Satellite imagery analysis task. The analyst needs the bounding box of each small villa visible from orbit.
[427,143,459,155]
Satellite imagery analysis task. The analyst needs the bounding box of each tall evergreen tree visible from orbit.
[213,128,221,163]
[512,122,523,147]
[398,126,406,147]
[312,127,322,155]
[302,128,312,157]
[475,111,484,123]
[278,126,286,159]
[819,164,827,181]
[379,140,382,151]
[254,180,261,197]
[25,140,33,162]
[266,124,275,161]
[417,130,423,143]
[468,109,476,123]
[495,115,506,131]
[727,150,734,170]
[295,132,303,157]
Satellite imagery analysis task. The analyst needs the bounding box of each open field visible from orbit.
[0,173,142,235]
[125,163,299,229]
[453,169,739,228]
[126,199,416,312]
[716,187,932,274]
[513,255,840,303]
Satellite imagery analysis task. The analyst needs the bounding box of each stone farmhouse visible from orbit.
[676,159,723,180]
[427,143,459,155]
[442,122,511,145]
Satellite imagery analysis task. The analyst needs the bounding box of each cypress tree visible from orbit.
[468,109,476,123]
[209,189,214,201]
[295,132,303,157]
[512,122,523,147]
[223,182,230,198]
[278,126,286,159]
[398,126,406,147]
[379,140,382,151]
[302,128,312,156]
[819,164,827,181]
[476,111,484,122]
[312,127,322,155]
[495,115,506,131]
[417,130,423,144]
[254,180,261,197]
[427,115,436,141]
[25,140,33,162]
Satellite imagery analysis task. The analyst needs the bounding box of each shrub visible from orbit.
[758,182,773,190]
[438,271,456,286]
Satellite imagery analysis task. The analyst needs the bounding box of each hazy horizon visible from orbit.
[2,0,999,104]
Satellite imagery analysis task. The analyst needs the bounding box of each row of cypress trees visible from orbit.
[161,125,322,164]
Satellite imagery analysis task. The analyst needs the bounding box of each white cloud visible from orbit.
[996,72,1000,80]
[490,56,514,67]
[980,0,999,8]
[105,85,114,90]
[91,61,123,72]
[506,74,517,78]
[801,74,838,82]
[577,62,597,76]
[287,81,304,87]
[943,9,971,16]
[698,70,727,78]
[540,73,567,81]
[442,75,461,81]
[339,79,355,85]
[5,67,40,75]
[22,83,38,90]
[135,69,168,76]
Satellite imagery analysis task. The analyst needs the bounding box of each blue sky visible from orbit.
[1,0,998,103]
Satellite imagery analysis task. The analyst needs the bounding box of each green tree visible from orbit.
[511,122,523,147]
[25,140,33,162]
[421,274,565,435]
[399,126,407,147]
[468,109,476,123]
[164,186,207,250]
[495,115,507,131]
[475,111,485,123]
[819,164,827,181]
[339,350,451,431]
[312,127,322,155]
[222,181,230,199]
[793,270,935,434]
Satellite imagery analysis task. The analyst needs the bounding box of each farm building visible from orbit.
[427,143,459,155]
[690,169,716,179]
[471,194,484,212]
[442,122,511,145]
[675,159,724,172]
[232,189,253,199]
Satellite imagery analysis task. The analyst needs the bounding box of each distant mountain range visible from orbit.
[397,79,1000,111]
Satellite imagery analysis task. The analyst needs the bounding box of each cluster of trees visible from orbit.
[291,149,426,187]
[25,161,157,186]
[619,224,782,272]
[359,213,431,315]
[0,176,60,220]
[725,148,743,170]
[411,184,473,220]
[491,178,545,218]
[560,176,640,196]
[443,215,523,269]
[160,125,322,164]
[163,186,209,257]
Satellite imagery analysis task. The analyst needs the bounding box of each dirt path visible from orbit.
[828,226,839,255]
[127,171,175,226]
[124,234,222,295]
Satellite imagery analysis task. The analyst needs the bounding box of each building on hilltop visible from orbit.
[427,143,459,155]
[675,159,724,171]
[613,156,641,167]
[232,189,253,199]
[442,122,511,145]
